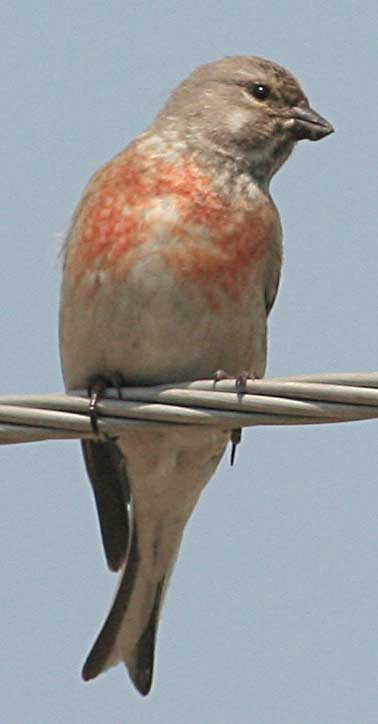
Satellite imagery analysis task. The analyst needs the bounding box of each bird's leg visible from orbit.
[87,372,126,435]
[111,371,126,401]
[235,370,253,395]
[213,370,254,465]
[231,371,255,464]
[88,377,107,435]
[213,369,253,390]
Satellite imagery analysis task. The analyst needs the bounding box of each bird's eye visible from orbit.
[249,84,271,101]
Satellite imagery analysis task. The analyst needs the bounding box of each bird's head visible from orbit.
[157,56,334,185]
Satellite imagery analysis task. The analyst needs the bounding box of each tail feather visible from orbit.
[81,528,140,682]
[80,436,177,694]
[82,529,167,695]
[127,578,165,695]
[81,439,131,572]
[80,428,228,694]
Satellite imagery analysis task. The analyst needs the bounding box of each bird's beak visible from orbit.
[286,105,334,141]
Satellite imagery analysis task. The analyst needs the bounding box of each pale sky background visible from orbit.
[1,2,377,723]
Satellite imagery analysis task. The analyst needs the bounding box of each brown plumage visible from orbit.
[60,55,333,695]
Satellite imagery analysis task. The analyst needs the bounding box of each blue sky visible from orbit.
[2,2,377,722]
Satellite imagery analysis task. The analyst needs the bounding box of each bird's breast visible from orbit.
[60,149,281,387]
[64,150,279,310]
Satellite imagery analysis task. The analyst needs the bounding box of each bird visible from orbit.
[59,55,333,695]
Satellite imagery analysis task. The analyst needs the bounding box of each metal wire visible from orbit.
[1,371,378,445]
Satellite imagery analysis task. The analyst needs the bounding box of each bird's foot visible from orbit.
[213,369,230,385]
[213,370,254,465]
[213,369,254,392]
[235,370,254,395]
[87,372,126,435]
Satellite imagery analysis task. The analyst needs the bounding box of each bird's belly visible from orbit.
[60,252,268,389]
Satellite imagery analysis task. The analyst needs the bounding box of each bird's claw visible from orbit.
[230,428,242,466]
[213,369,254,393]
[235,370,253,394]
[87,372,126,435]
[213,370,253,465]
[213,369,230,383]
[88,377,108,435]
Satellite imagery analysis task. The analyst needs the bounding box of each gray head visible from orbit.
[156,56,333,183]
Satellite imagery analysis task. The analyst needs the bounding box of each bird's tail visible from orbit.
[81,520,178,695]
[81,427,228,694]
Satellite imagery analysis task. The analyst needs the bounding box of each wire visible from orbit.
[1,371,378,446]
